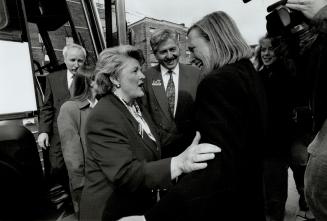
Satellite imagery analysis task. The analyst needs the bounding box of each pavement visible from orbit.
[285,169,314,221]
[56,168,314,221]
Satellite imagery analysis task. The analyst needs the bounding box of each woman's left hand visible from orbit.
[286,0,327,19]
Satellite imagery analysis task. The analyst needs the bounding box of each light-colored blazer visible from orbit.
[57,99,92,190]
[308,119,327,156]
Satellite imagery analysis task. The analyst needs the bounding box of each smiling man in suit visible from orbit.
[143,29,202,158]
[37,43,86,202]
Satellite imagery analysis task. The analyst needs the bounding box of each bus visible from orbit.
[0,0,126,219]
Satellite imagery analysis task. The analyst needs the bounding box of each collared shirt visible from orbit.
[160,64,179,116]
[113,92,156,142]
[67,70,75,89]
[87,98,98,108]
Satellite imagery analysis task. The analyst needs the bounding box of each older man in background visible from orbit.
[37,43,86,207]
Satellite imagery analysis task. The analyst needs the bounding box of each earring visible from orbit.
[116,83,121,88]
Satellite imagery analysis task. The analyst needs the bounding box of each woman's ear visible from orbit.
[110,76,121,88]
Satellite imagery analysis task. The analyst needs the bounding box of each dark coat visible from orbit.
[302,12,327,220]
[79,94,173,221]
[143,64,202,157]
[145,59,267,221]
[259,62,296,157]
[38,69,70,169]
[301,20,327,132]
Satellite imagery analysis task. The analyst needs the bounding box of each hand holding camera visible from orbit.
[286,0,327,19]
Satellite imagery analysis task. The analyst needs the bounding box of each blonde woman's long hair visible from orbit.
[188,11,253,72]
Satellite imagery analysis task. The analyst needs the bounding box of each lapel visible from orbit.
[57,69,70,99]
[175,64,188,118]
[139,102,161,149]
[77,99,91,109]
[109,95,160,159]
[150,65,171,120]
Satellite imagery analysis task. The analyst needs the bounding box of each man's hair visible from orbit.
[150,29,179,53]
[188,11,253,70]
[62,43,87,60]
[94,45,145,95]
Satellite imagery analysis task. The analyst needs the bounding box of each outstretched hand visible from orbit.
[171,131,221,179]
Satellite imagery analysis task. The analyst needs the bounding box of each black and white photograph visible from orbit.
[0,0,326,220]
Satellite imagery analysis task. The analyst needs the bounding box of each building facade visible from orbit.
[29,0,98,68]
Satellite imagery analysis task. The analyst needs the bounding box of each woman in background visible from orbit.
[57,65,96,216]
[256,35,311,220]
[256,36,296,221]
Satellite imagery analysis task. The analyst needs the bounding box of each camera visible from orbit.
[243,0,316,55]
[242,0,309,37]
[265,0,309,37]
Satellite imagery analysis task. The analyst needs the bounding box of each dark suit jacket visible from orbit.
[143,64,201,157]
[145,59,267,221]
[39,69,70,135]
[79,94,173,221]
[38,69,70,168]
[300,20,327,132]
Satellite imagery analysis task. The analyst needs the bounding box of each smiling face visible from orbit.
[260,39,277,67]
[154,38,180,70]
[113,57,145,103]
[187,28,211,73]
[64,48,86,74]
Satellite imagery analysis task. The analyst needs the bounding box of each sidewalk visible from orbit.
[285,169,314,221]
[56,168,312,221]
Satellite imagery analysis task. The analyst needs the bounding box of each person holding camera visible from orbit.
[286,0,327,220]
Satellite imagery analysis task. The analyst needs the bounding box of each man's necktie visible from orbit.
[166,70,175,117]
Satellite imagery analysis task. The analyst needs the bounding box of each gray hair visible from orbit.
[62,43,87,59]
[94,45,145,96]
[150,29,179,53]
[188,11,253,71]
